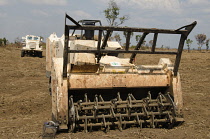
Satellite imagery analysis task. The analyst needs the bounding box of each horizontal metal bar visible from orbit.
[66,25,187,34]
[75,99,165,106]
[78,111,171,120]
[77,103,171,110]
[79,119,168,127]
[65,14,81,27]
[68,49,177,55]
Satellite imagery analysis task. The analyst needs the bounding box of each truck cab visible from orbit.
[21,35,43,58]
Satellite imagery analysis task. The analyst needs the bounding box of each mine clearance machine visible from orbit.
[21,35,43,58]
[45,14,196,133]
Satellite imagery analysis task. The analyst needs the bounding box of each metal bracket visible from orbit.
[42,121,59,138]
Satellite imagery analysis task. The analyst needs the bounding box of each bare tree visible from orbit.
[110,33,121,44]
[206,39,209,51]
[186,39,193,52]
[103,0,129,26]
[135,35,145,44]
[149,40,153,48]
[123,30,134,38]
[195,34,206,51]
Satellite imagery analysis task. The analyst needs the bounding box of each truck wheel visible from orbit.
[39,52,42,58]
[21,50,25,57]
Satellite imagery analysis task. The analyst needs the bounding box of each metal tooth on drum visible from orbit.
[69,92,180,132]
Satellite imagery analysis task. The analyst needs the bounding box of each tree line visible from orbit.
[104,0,209,52]
[0,37,8,46]
[1,0,209,52]
[186,34,209,52]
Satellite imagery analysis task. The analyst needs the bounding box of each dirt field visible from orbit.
[0,46,210,139]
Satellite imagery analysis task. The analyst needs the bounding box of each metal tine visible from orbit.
[89,122,93,132]
[99,95,104,102]
[99,95,105,106]
[105,125,110,133]
[136,113,142,128]
[160,92,167,100]
[167,112,175,129]
[150,112,155,128]
[142,103,148,116]
[102,114,108,132]
[84,93,88,103]
[118,114,123,131]
[166,92,177,117]
[94,94,98,108]
[155,119,158,128]
[167,112,173,124]
[117,92,122,101]
[75,106,79,121]
[147,91,151,102]
[157,92,164,105]
[110,106,116,118]
[130,93,136,101]
[128,94,132,107]
[127,94,132,116]
[93,95,98,119]
[84,116,88,133]
[123,118,127,130]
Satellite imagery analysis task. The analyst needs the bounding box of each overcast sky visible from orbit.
[0,0,210,48]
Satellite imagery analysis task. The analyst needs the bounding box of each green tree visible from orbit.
[103,0,129,26]
[0,37,8,47]
[186,39,193,52]
[135,35,141,43]
[195,34,206,51]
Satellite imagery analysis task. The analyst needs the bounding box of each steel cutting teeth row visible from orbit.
[69,92,182,132]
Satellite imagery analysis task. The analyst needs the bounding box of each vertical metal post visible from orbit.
[125,31,131,51]
[97,30,112,63]
[173,21,197,76]
[63,14,69,78]
[151,33,158,53]
[97,30,103,63]
[129,33,149,63]
[173,35,186,76]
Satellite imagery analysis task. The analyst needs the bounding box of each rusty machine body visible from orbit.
[45,14,196,133]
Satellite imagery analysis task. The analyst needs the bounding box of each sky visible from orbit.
[0,0,210,49]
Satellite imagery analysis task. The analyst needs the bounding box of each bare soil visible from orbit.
[0,46,210,139]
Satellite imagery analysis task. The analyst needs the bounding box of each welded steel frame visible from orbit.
[63,13,197,78]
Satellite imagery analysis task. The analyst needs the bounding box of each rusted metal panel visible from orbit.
[172,74,183,113]
[113,74,127,87]
[69,74,169,89]
[51,69,57,120]
[70,64,99,73]
[125,74,169,87]
[69,74,113,89]
[57,79,68,129]
[51,58,68,129]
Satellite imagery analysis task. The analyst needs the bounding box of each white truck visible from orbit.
[21,35,43,58]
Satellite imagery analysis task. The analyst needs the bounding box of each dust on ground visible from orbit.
[0,46,210,139]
